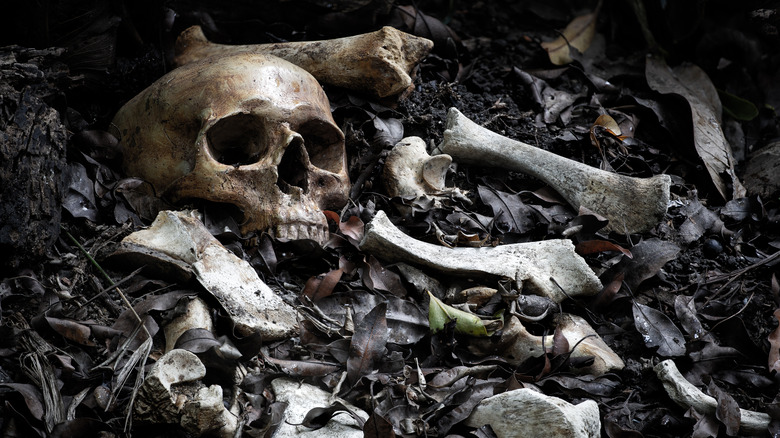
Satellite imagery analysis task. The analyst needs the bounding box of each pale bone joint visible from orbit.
[472,314,624,376]
[437,108,672,234]
[174,25,433,99]
[383,136,469,203]
[654,359,770,435]
[358,210,602,303]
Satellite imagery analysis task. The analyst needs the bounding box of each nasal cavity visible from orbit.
[276,137,309,194]
[206,114,267,166]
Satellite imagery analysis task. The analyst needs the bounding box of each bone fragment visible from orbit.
[464,388,600,438]
[272,378,367,438]
[654,359,770,435]
[118,210,298,340]
[359,210,602,302]
[383,136,468,203]
[438,108,671,233]
[163,296,213,352]
[472,315,623,376]
[174,25,433,99]
[134,349,238,437]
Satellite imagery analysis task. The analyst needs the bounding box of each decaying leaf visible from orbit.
[540,6,600,65]
[645,56,746,200]
[632,302,686,357]
[347,302,389,384]
[707,378,741,435]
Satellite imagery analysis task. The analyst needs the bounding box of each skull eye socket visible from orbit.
[298,120,344,173]
[206,113,268,166]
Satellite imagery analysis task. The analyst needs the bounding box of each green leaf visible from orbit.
[427,291,499,336]
[718,89,759,121]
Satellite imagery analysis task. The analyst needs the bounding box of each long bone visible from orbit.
[437,108,672,234]
[359,211,602,303]
[174,25,433,99]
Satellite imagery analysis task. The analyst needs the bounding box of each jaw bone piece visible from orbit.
[437,108,671,234]
[359,210,602,303]
[174,25,433,99]
[383,136,468,203]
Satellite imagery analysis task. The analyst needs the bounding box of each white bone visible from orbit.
[174,25,433,99]
[654,359,769,435]
[119,210,298,340]
[438,108,671,233]
[383,136,468,203]
[111,53,349,244]
[465,388,600,438]
[359,210,602,302]
[472,315,623,376]
[271,378,367,438]
[134,349,237,437]
[163,296,213,353]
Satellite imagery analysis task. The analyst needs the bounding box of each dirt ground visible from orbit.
[1,1,779,437]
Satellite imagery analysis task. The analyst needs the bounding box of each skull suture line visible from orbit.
[111,53,350,244]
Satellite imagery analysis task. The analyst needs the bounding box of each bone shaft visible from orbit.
[654,359,769,435]
[439,108,671,233]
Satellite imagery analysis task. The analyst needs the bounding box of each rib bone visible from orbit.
[359,210,602,302]
[438,108,671,233]
[174,26,433,98]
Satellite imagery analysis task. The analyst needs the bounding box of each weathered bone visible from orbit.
[437,108,671,233]
[359,210,602,302]
[383,136,468,203]
[465,388,600,438]
[654,359,769,435]
[116,210,298,340]
[134,349,238,437]
[174,25,433,98]
[471,314,623,376]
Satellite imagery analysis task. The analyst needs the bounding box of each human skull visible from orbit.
[111,53,350,244]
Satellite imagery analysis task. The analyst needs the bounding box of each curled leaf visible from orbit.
[427,291,501,336]
[540,8,599,65]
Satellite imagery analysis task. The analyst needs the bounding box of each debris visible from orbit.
[174,25,433,99]
[110,53,350,244]
[359,210,602,302]
[437,108,671,234]
[465,388,601,437]
[743,141,780,198]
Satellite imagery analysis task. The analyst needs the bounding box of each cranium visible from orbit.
[111,53,350,244]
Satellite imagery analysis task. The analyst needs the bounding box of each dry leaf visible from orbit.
[645,56,746,200]
[540,9,599,65]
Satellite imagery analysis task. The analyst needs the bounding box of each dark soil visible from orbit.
[1,1,779,437]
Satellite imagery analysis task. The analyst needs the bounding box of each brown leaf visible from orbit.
[361,255,406,297]
[364,411,396,438]
[347,302,388,385]
[540,9,599,65]
[302,269,343,302]
[340,215,365,245]
[45,317,95,346]
[707,378,741,435]
[623,238,680,292]
[0,383,45,421]
[645,56,746,200]
[575,240,633,258]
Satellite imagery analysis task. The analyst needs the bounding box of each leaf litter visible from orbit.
[1,1,779,437]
